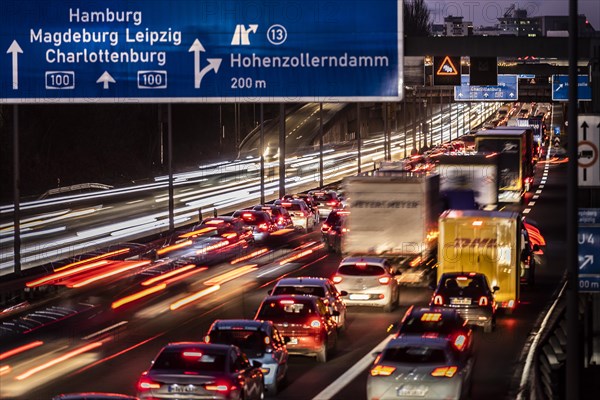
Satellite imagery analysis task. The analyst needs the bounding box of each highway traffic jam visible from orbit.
[0,102,561,400]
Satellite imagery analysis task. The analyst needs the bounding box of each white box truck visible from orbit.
[341,171,440,286]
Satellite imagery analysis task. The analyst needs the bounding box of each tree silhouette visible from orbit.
[404,0,432,36]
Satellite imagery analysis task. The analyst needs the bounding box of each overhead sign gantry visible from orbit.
[0,0,404,103]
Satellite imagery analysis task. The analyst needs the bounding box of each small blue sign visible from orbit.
[0,0,403,103]
[518,74,535,79]
[454,74,518,102]
[579,208,600,293]
[554,126,561,136]
[551,75,592,101]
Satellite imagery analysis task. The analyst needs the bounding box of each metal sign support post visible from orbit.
[412,93,417,153]
[279,104,286,198]
[403,101,407,158]
[566,0,580,397]
[357,103,362,173]
[260,104,265,204]
[13,105,21,274]
[167,104,174,232]
[319,103,324,188]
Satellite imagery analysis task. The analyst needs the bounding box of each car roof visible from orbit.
[275,277,330,286]
[211,319,271,330]
[162,342,233,353]
[340,256,387,265]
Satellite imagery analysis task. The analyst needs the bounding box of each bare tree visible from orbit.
[404,0,432,36]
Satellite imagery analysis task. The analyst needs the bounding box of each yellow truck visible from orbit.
[437,209,521,313]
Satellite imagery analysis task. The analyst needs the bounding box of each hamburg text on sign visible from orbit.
[0,0,403,103]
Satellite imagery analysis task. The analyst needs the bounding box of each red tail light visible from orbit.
[431,366,458,378]
[478,296,489,306]
[332,275,343,284]
[370,365,396,376]
[433,295,444,305]
[204,382,231,393]
[258,223,268,231]
[309,319,321,329]
[137,374,161,391]
[327,201,338,207]
[378,276,391,285]
[453,334,467,351]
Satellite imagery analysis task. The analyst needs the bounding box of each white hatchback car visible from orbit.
[333,257,400,312]
[274,199,316,232]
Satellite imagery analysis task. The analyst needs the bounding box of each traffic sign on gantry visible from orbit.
[0,0,403,103]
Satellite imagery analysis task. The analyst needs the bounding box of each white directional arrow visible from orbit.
[189,38,206,88]
[509,92,515,98]
[197,58,222,88]
[579,255,594,270]
[483,92,489,98]
[7,40,23,90]
[96,71,116,89]
[457,92,463,98]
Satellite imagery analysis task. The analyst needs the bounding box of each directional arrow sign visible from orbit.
[6,40,22,90]
[454,75,518,101]
[96,71,115,89]
[0,0,403,103]
[552,75,592,101]
[579,209,600,293]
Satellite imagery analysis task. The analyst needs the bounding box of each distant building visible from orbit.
[443,15,473,36]
[431,24,444,37]
[497,6,540,36]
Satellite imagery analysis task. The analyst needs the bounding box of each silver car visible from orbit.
[333,257,400,312]
[274,199,316,232]
[367,335,474,400]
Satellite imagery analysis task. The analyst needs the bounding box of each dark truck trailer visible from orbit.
[436,153,499,210]
[475,129,534,203]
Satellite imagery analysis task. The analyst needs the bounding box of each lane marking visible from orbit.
[312,335,394,400]
[516,281,567,399]
[539,184,545,188]
[532,195,539,200]
[528,201,536,206]
[523,208,531,214]
[535,190,542,194]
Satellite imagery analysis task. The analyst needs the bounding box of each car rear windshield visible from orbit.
[382,346,447,364]
[256,300,316,320]
[234,212,269,225]
[280,203,302,212]
[440,276,487,296]
[152,349,226,372]
[208,329,266,352]
[272,285,326,297]
[312,193,334,202]
[338,264,385,276]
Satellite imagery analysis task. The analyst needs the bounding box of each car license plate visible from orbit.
[450,297,472,305]
[397,384,428,396]
[169,384,200,393]
[288,337,298,345]
[349,294,370,300]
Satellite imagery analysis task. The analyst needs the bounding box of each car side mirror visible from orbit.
[387,322,399,334]
[339,290,348,296]
[493,286,500,293]
[532,244,540,252]
[251,360,263,369]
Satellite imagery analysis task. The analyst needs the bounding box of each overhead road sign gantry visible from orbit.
[0,0,403,103]
[454,74,518,101]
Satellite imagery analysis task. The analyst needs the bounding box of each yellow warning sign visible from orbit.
[436,56,459,76]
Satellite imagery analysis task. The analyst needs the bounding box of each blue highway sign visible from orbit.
[454,74,518,101]
[578,209,600,293]
[551,75,592,101]
[0,0,403,103]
